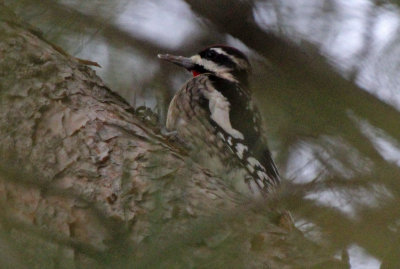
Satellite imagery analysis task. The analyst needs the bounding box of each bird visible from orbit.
[158,45,280,196]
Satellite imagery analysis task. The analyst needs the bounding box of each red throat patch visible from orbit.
[192,71,201,77]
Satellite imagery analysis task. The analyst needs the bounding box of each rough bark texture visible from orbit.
[0,5,347,268]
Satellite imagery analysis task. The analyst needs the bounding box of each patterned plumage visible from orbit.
[158,45,279,195]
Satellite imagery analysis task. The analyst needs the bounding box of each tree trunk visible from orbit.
[0,5,347,268]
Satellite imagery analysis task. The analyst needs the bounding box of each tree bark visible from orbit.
[0,5,347,268]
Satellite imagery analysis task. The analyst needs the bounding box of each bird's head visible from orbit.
[158,45,251,84]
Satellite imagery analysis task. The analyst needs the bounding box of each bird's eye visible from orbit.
[205,50,217,59]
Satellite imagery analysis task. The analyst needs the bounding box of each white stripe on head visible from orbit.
[210,48,250,70]
[190,55,237,82]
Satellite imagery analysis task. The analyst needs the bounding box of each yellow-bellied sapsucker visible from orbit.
[158,45,279,195]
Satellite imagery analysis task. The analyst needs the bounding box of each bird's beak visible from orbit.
[157,54,195,70]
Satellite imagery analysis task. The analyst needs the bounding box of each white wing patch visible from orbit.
[257,171,269,181]
[247,163,255,173]
[235,143,248,159]
[247,157,262,169]
[202,88,244,140]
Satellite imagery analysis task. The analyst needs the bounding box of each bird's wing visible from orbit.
[199,74,280,192]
